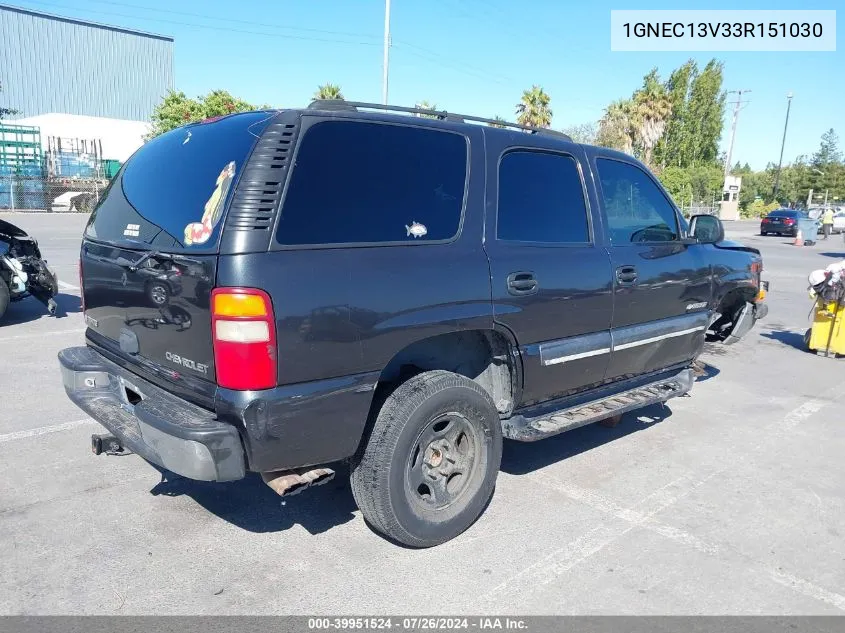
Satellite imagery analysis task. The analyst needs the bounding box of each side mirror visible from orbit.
[689,214,724,244]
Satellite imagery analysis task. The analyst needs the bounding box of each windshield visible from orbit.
[84,111,275,252]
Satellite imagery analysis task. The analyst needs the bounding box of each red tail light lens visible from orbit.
[784,218,795,225]
[211,287,277,390]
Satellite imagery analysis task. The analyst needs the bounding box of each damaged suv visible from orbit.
[59,102,768,547]
[0,218,58,319]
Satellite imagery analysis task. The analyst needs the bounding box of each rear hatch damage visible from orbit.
[0,218,59,317]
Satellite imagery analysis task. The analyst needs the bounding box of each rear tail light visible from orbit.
[211,287,277,390]
[784,218,795,225]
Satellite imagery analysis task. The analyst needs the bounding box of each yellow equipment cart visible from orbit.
[805,299,845,357]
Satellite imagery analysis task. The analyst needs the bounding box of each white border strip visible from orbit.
[613,326,706,352]
[543,347,611,366]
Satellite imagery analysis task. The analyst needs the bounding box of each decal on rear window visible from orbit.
[184,161,236,246]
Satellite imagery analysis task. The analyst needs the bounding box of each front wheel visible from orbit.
[351,370,502,548]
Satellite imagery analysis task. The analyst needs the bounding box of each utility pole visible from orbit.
[723,89,751,179]
[772,92,793,199]
[382,0,391,105]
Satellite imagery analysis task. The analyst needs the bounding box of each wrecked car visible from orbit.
[0,218,58,319]
[59,103,768,548]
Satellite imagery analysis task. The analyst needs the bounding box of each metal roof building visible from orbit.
[0,4,174,121]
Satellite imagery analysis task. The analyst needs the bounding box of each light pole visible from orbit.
[772,92,793,199]
[382,0,391,105]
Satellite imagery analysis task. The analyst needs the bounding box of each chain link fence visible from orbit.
[680,202,720,218]
[0,172,108,213]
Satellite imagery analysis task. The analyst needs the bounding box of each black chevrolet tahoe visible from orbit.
[59,101,768,547]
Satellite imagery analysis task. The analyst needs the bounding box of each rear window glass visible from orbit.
[84,111,272,250]
[769,210,797,218]
[276,120,467,245]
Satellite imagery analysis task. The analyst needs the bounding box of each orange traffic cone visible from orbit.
[794,229,804,246]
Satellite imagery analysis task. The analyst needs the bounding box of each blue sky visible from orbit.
[12,0,844,169]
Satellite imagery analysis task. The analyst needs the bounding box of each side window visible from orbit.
[596,158,679,244]
[497,151,590,243]
[276,120,467,245]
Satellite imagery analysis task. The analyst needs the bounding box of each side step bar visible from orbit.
[503,368,694,442]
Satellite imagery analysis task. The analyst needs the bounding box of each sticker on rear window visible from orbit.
[184,161,236,246]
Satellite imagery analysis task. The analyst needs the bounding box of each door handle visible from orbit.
[616,265,638,285]
[507,271,538,296]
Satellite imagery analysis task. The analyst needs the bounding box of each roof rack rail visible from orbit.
[306,100,572,142]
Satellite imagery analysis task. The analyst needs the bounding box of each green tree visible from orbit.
[314,83,344,100]
[813,128,842,166]
[515,85,552,129]
[651,59,725,169]
[654,59,695,168]
[415,100,439,119]
[146,89,265,140]
[201,90,256,117]
[0,81,19,120]
[562,122,597,145]
[685,59,725,166]
[597,99,635,154]
[631,69,672,167]
[146,90,204,139]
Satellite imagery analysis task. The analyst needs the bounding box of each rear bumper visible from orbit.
[58,346,245,482]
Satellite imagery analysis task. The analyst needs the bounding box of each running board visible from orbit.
[502,368,694,442]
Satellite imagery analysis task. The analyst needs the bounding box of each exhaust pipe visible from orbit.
[261,467,335,497]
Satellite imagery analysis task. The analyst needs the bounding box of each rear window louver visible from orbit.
[226,121,298,232]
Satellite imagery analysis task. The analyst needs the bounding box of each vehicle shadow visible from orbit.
[1,292,81,325]
[819,252,845,258]
[148,466,358,535]
[759,329,808,352]
[500,401,674,476]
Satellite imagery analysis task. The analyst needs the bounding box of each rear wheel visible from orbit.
[0,279,9,320]
[351,370,502,548]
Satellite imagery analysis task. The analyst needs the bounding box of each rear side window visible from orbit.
[497,150,590,243]
[85,112,272,250]
[276,120,467,245]
[596,158,679,244]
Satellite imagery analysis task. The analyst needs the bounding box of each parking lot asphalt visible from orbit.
[1,212,844,615]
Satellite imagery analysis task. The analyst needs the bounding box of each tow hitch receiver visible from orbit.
[91,433,131,456]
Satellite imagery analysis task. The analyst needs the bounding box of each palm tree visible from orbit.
[515,86,552,129]
[597,99,635,155]
[415,100,439,119]
[314,83,344,101]
[632,70,672,166]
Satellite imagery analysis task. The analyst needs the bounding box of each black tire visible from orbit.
[350,370,502,548]
[0,280,9,320]
[761,231,768,236]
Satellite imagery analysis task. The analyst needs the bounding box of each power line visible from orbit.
[77,0,383,41]
[11,0,383,46]
[393,44,510,86]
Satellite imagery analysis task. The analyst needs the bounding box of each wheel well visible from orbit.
[710,287,756,337]
[376,330,517,416]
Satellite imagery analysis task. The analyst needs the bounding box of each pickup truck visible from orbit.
[59,101,768,547]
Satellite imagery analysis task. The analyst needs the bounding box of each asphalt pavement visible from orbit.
[1,213,844,615]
